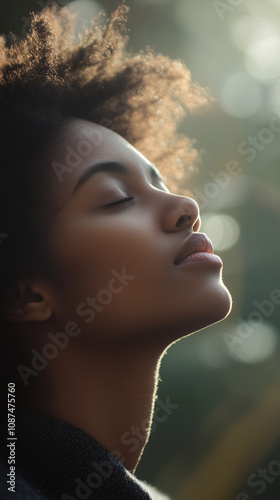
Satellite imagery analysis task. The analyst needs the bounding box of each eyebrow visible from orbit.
[72,161,164,195]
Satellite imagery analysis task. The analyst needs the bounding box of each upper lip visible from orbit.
[175,233,214,265]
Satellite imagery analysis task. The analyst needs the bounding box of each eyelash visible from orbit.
[105,196,135,208]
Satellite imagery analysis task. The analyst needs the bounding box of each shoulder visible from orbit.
[137,478,172,500]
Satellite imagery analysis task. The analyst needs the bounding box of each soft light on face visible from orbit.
[45,119,232,349]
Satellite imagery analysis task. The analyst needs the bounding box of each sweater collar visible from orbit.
[1,411,152,500]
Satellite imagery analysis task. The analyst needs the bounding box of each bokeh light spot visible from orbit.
[245,25,280,82]
[230,15,270,52]
[227,322,278,364]
[68,0,103,39]
[200,213,240,252]
[219,71,263,118]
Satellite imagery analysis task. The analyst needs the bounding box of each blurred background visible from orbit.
[1,1,280,498]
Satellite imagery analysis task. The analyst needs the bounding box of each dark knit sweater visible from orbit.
[0,412,170,500]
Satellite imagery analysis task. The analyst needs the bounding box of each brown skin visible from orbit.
[7,119,232,472]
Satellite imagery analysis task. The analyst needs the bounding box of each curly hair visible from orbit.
[0,2,208,414]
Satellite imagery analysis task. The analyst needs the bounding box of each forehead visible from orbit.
[47,118,153,204]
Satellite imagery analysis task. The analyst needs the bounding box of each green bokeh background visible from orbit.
[1,1,280,499]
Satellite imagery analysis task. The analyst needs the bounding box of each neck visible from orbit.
[27,340,165,473]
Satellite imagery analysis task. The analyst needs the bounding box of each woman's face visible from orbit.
[45,118,232,347]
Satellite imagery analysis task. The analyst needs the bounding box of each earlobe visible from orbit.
[3,280,54,323]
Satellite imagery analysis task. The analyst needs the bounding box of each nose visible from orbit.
[161,193,201,233]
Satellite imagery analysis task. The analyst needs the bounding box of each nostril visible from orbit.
[193,217,201,232]
[176,214,191,228]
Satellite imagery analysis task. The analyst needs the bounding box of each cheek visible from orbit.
[49,225,181,340]
[49,216,162,302]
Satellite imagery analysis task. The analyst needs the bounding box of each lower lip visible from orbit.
[177,252,223,266]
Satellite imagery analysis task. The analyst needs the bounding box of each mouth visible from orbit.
[174,233,223,267]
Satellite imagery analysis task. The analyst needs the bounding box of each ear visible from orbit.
[3,278,54,323]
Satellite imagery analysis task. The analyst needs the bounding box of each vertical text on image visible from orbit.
[7,382,16,493]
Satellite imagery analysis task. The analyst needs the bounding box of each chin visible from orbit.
[158,289,232,349]
[177,282,233,340]
[194,282,232,333]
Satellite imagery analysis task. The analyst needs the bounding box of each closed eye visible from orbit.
[105,196,135,208]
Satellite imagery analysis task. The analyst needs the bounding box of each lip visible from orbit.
[174,233,222,266]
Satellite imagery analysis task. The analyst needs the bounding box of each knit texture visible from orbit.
[0,412,170,500]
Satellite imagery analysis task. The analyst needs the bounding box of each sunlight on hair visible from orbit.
[200,213,240,252]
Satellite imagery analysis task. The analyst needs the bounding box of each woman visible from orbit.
[0,4,232,499]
